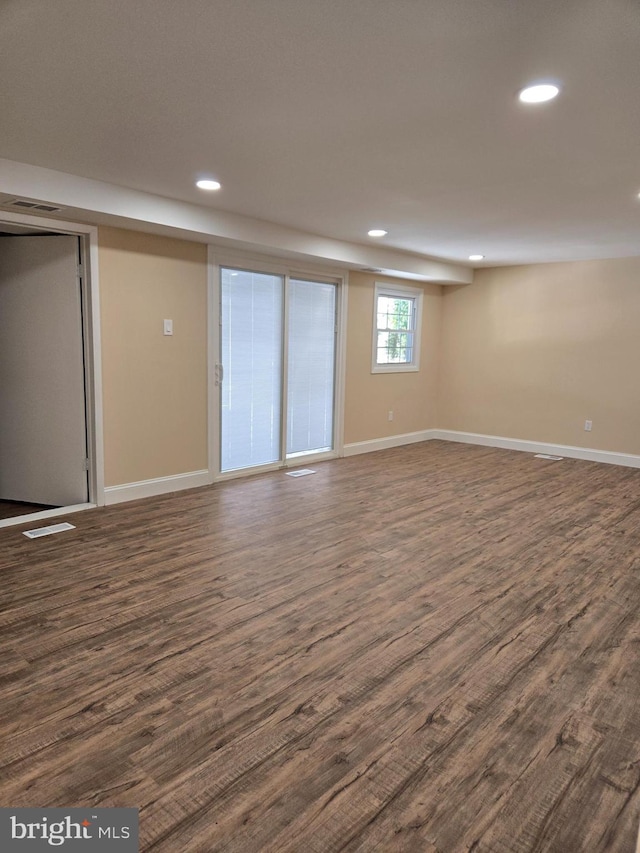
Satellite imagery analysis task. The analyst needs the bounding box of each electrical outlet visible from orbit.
[584,419,592,431]
[388,410,394,422]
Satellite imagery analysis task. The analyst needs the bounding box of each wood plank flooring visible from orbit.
[1,440,639,852]
[0,499,54,520]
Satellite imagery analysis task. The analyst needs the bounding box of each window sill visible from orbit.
[371,364,420,374]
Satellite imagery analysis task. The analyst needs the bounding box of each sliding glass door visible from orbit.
[287,279,335,457]
[220,269,283,472]
[219,267,337,474]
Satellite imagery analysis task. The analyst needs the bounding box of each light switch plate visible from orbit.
[163,319,173,336]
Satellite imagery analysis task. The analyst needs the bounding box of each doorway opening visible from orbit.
[0,214,103,528]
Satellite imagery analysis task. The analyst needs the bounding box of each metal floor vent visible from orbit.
[4,198,64,213]
[23,522,76,539]
[534,454,564,461]
[286,469,316,477]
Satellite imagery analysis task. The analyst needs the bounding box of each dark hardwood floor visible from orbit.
[0,499,54,520]
[1,440,639,852]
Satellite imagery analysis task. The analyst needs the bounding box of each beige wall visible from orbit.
[97,226,640,488]
[345,272,441,444]
[98,226,208,486]
[439,258,640,455]
[98,232,445,485]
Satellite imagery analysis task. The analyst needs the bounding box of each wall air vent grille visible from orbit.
[4,199,64,213]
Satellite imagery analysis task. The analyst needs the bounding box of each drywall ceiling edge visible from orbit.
[0,159,471,285]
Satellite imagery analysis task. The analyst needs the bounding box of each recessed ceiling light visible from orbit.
[196,179,221,190]
[368,229,388,237]
[518,83,560,104]
[469,254,485,261]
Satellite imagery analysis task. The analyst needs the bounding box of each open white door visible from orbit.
[0,235,88,506]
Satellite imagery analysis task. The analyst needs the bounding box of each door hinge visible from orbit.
[215,363,224,385]
[83,458,90,471]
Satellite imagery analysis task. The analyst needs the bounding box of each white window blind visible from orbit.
[221,268,283,472]
[286,279,336,456]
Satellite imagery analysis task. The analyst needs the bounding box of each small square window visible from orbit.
[372,283,422,373]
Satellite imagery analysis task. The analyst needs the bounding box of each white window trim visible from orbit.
[371,281,423,374]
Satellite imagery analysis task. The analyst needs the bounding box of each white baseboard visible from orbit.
[101,431,640,506]
[344,426,640,470]
[431,429,640,469]
[104,469,211,505]
[343,429,438,457]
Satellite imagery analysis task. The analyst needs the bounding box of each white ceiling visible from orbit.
[1,0,639,267]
